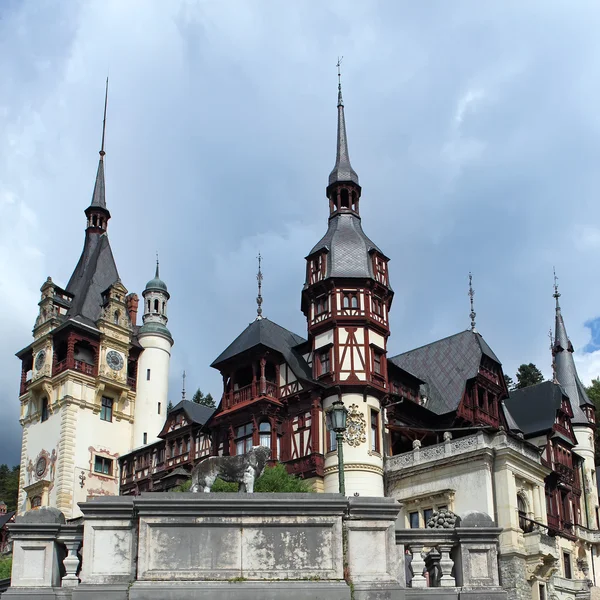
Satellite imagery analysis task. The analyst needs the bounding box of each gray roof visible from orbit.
[553,300,593,425]
[307,213,389,287]
[211,318,313,382]
[501,400,522,433]
[90,156,107,209]
[65,232,119,324]
[138,321,172,341]
[170,399,214,426]
[145,262,168,295]
[389,330,502,415]
[505,380,572,437]
[328,88,359,186]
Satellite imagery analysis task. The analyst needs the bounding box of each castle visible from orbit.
[14,78,600,600]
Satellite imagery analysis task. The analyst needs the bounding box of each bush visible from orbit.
[173,464,313,493]
[0,556,12,579]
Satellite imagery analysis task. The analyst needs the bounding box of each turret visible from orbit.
[133,260,173,447]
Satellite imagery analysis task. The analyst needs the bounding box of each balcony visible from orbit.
[53,359,95,377]
[555,463,574,484]
[127,376,137,390]
[222,381,279,410]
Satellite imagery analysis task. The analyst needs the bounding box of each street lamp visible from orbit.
[326,399,348,495]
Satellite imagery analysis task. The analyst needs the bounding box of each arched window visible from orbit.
[113,310,120,325]
[340,188,350,209]
[41,397,49,422]
[154,299,159,312]
[343,295,350,309]
[92,215,97,227]
[259,421,271,448]
[31,496,42,510]
[147,299,151,312]
[351,295,358,309]
[162,302,166,314]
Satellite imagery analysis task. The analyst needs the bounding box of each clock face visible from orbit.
[35,457,47,478]
[106,350,124,371]
[35,349,46,371]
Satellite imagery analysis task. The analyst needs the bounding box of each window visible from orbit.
[147,369,151,381]
[154,299,159,312]
[315,296,328,315]
[147,299,151,312]
[259,421,271,448]
[373,351,383,375]
[328,429,338,453]
[372,297,383,316]
[185,437,191,453]
[342,293,358,310]
[143,433,147,445]
[41,398,49,422]
[539,584,546,600]
[423,508,434,526]
[162,302,166,314]
[158,402,161,414]
[563,552,572,579]
[319,349,330,376]
[235,423,253,455]
[409,512,420,529]
[94,455,113,476]
[100,397,113,422]
[370,410,380,453]
[113,310,120,325]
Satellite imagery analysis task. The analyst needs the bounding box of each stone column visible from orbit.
[344,496,403,599]
[438,543,456,587]
[58,524,83,587]
[409,546,427,588]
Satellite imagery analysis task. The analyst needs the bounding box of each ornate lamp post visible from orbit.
[326,399,348,495]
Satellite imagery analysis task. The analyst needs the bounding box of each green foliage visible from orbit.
[0,556,12,579]
[515,363,544,389]
[167,400,173,413]
[585,378,600,465]
[503,374,514,391]
[192,389,216,408]
[0,465,19,512]
[172,464,313,493]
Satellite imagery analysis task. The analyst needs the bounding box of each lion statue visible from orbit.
[190,445,271,493]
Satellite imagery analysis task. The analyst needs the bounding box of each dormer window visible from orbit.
[373,255,388,285]
[315,296,328,316]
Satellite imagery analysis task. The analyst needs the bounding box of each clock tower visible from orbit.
[301,75,393,496]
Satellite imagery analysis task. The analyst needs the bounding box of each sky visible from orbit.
[3,0,600,465]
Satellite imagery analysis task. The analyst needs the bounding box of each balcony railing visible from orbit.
[127,376,137,390]
[224,380,279,409]
[53,359,95,377]
[555,463,575,484]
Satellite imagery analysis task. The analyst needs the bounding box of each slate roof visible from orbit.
[307,214,389,288]
[328,88,359,186]
[389,330,502,415]
[0,511,15,529]
[65,232,119,325]
[553,301,593,425]
[89,157,107,209]
[505,380,570,436]
[170,400,214,426]
[501,400,522,433]
[211,318,313,382]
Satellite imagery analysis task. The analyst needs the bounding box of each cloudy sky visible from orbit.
[3,0,600,465]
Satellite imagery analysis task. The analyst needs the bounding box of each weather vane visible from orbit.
[336,56,344,106]
[468,272,477,332]
[256,253,263,320]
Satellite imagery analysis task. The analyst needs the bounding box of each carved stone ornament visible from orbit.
[344,404,367,447]
[426,508,459,529]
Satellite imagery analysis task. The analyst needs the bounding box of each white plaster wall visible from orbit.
[573,424,599,529]
[314,330,334,350]
[370,331,385,350]
[322,393,383,497]
[134,335,172,447]
[389,458,495,523]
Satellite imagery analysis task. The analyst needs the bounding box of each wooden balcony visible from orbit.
[127,376,137,390]
[555,463,574,485]
[222,381,279,410]
[53,359,95,377]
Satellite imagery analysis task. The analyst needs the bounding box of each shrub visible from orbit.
[0,556,12,580]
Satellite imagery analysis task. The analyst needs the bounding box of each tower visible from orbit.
[301,68,393,496]
[552,275,598,528]
[15,81,141,518]
[133,260,174,447]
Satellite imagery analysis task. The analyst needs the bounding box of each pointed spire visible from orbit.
[328,57,359,186]
[182,370,186,401]
[553,267,570,351]
[256,253,263,320]
[156,252,160,279]
[90,78,109,209]
[468,272,477,333]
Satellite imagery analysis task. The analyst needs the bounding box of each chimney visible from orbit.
[126,293,139,326]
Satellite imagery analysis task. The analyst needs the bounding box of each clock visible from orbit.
[35,349,46,371]
[106,350,124,371]
[35,456,47,478]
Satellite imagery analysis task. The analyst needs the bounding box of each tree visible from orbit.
[503,374,514,391]
[515,363,544,390]
[585,378,600,465]
[0,465,20,512]
[174,464,313,493]
[167,400,173,413]
[192,388,216,408]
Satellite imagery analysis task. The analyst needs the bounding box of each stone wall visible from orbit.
[499,555,529,600]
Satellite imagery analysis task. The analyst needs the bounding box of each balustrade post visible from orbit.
[61,538,82,586]
[259,358,266,395]
[66,334,76,370]
[409,545,427,588]
[438,544,456,587]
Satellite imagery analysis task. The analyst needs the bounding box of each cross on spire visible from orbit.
[156,252,160,278]
[468,272,477,333]
[256,253,263,320]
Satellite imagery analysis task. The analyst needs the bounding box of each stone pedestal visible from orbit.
[345,496,404,600]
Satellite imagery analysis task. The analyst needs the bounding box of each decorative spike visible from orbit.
[156,252,160,279]
[100,77,108,158]
[468,272,477,333]
[337,56,344,107]
[90,79,109,209]
[553,266,561,309]
[256,253,263,320]
[182,370,186,401]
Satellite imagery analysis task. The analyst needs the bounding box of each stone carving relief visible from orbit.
[344,404,366,447]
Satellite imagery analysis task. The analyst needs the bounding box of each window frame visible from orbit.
[235,423,254,455]
[94,455,113,476]
[370,409,380,453]
[100,397,113,422]
[40,397,49,422]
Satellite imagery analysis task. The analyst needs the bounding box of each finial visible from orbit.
[182,370,186,401]
[155,252,160,278]
[553,267,561,309]
[256,253,263,320]
[336,56,344,107]
[468,272,477,332]
[100,77,108,158]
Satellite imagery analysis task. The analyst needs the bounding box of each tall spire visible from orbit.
[468,272,477,333]
[328,57,359,186]
[156,252,160,279]
[256,253,263,320]
[90,78,109,210]
[552,269,593,424]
